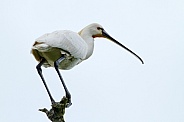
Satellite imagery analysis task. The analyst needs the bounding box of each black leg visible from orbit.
[36,58,55,104]
[54,56,72,108]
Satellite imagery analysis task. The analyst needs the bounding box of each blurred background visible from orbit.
[0,0,183,121]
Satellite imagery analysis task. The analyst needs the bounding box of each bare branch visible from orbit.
[39,96,68,122]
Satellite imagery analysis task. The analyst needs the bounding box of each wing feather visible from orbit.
[34,30,88,59]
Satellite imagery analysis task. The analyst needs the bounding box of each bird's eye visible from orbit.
[97,27,103,30]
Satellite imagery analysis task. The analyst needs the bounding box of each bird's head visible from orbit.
[79,23,144,64]
[79,23,103,37]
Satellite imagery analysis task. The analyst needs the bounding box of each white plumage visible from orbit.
[31,23,144,107]
[32,30,89,69]
[31,23,143,70]
[35,30,88,59]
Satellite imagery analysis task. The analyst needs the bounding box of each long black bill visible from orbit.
[102,30,144,64]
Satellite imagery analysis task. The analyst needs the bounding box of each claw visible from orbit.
[66,102,72,108]
[51,100,56,105]
[60,96,72,108]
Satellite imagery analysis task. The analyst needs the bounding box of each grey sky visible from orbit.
[0,0,183,122]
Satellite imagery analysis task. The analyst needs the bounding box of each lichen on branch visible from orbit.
[39,96,68,122]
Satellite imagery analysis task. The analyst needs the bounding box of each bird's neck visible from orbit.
[79,31,94,59]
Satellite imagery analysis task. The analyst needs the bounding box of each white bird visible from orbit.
[31,23,144,107]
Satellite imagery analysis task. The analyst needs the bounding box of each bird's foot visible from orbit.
[66,98,72,108]
[51,100,56,105]
[39,97,68,122]
[50,96,71,108]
